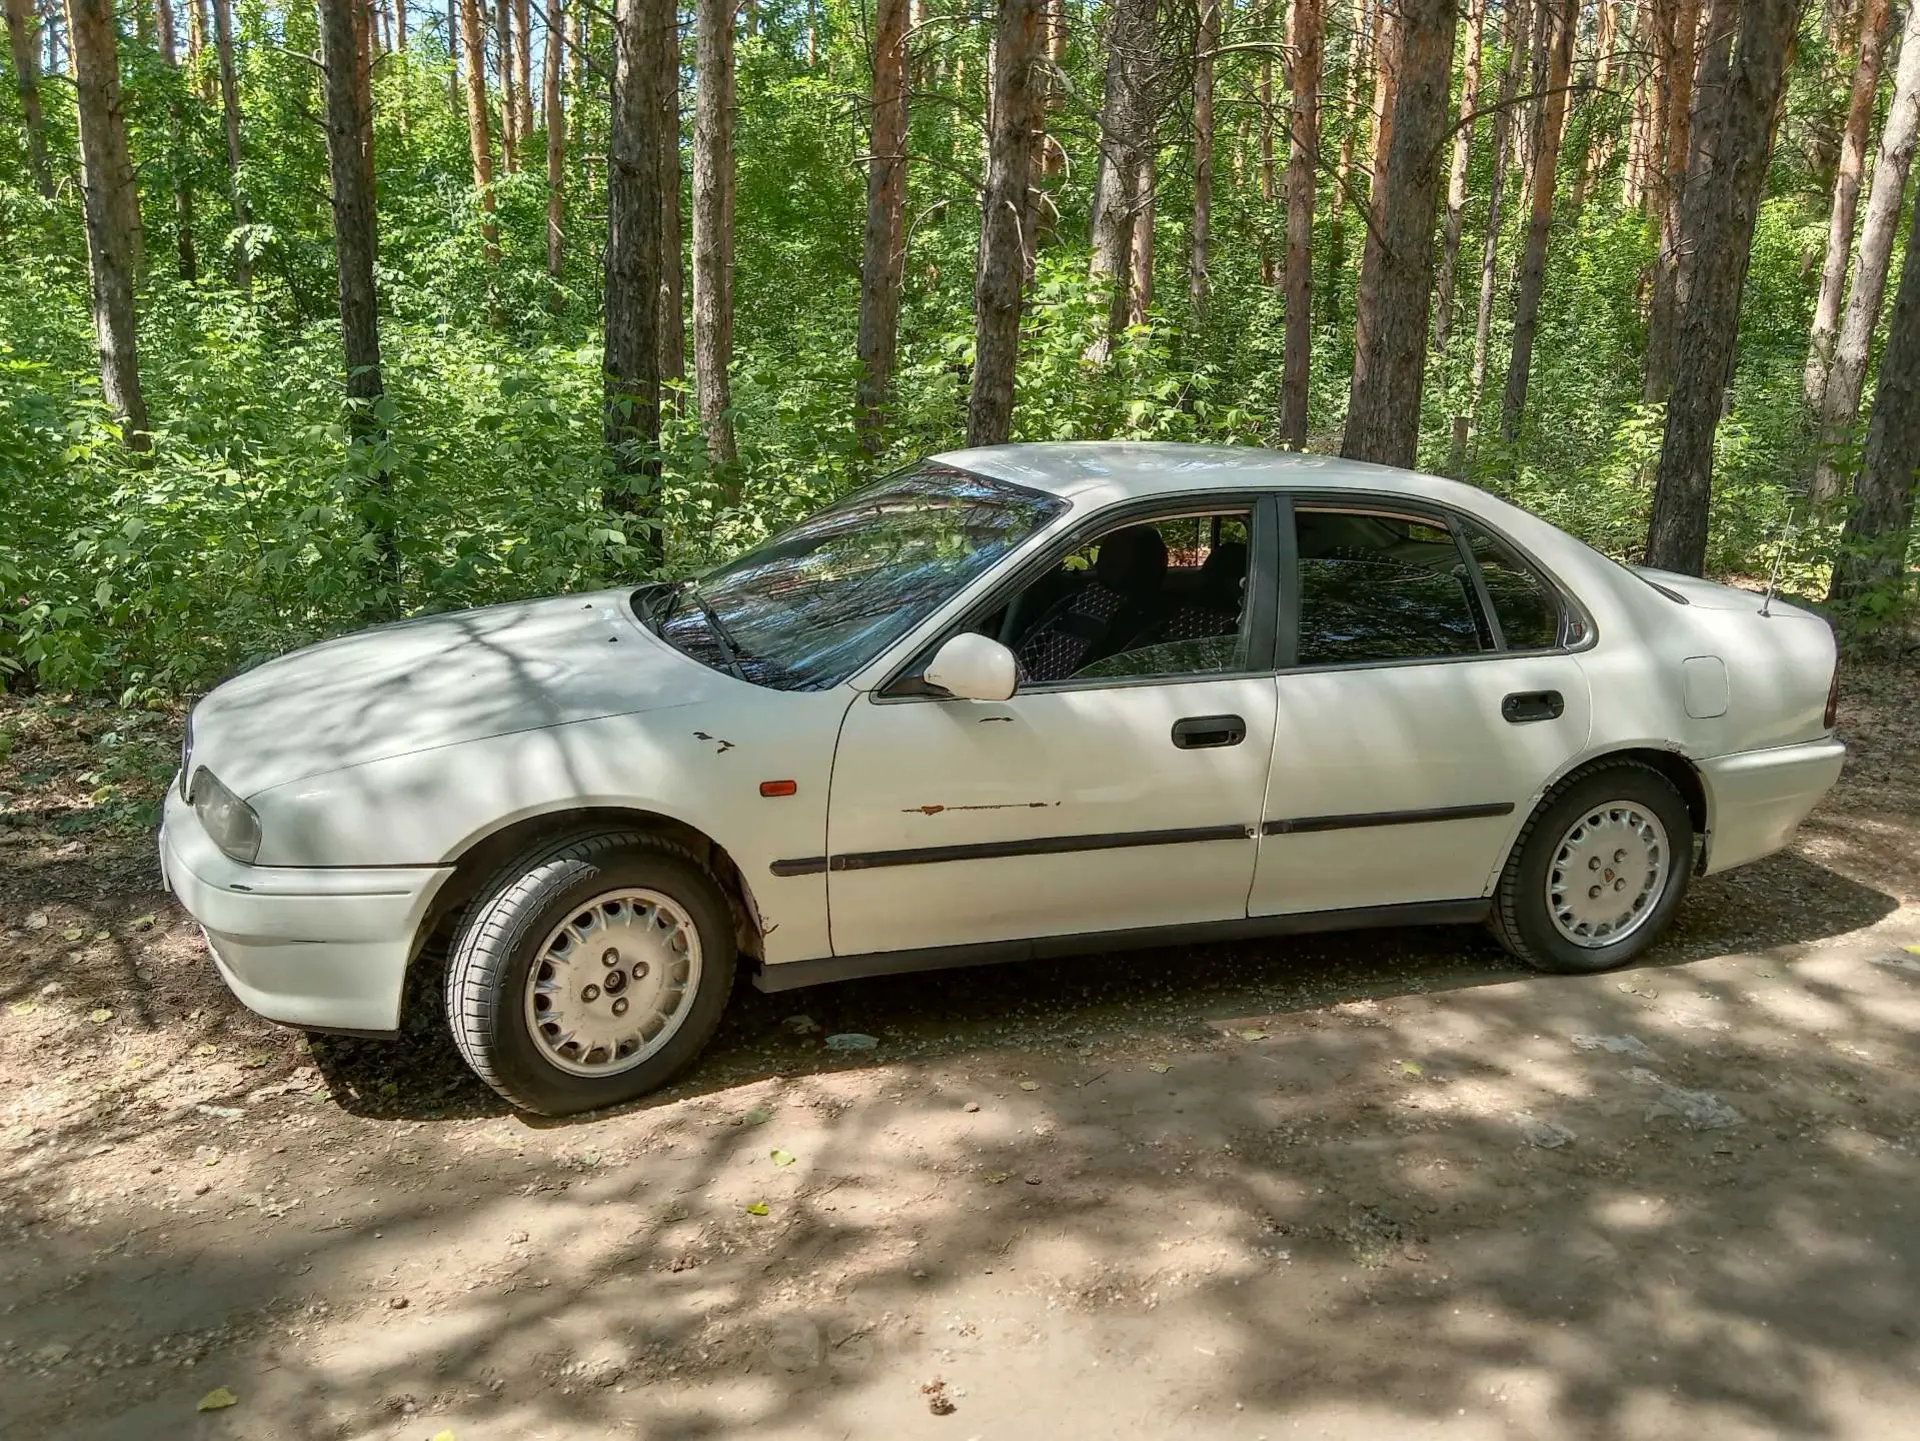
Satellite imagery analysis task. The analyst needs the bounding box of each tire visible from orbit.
[1489,761,1694,975]
[445,829,737,1115]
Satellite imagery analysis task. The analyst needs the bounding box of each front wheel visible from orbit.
[1490,762,1693,975]
[445,830,737,1115]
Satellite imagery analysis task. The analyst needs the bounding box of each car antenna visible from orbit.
[1759,507,1798,619]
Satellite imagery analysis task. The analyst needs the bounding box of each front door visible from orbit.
[1248,501,1594,917]
[826,504,1280,959]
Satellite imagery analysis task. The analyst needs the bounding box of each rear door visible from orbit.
[1248,500,1593,917]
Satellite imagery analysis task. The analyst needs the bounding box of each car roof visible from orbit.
[934,441,1489,510]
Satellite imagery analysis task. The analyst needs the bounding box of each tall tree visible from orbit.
[1129,152,1154,323]
[496,0,517,168]
[1088,0,1158,357]
[155,0,197,281]
[5,0,52,197]
[1462,0,1532,464]
[1324,0,1370,326]
[1431,0,1486,353]
[1828,197,1920,604]
[1642,0,1701,403]
[1278,0,1320,446]
[1812,0,1920,504]
[512,0,531,140]
[1570,0,1620,209]
[1257,0,1275,284]
[543,0,566,303]
[855,0,908,451]
[657,24,686,403]
[315,0,393,593]
[1804,0,1899,401]
[1644,0,1800,575]
[211,0,251,287]
[968,0,1044,445]
[604,0,672,558]
[458,0,499,268]
[1189,0,1218,317]
[66,0,148,443]
[1363,0,1396,233]
[1499,0,1576,440]
[1341,0,1456,467]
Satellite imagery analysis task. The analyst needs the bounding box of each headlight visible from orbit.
[189,768,262,865]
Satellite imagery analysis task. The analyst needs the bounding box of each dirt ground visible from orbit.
[2,661,1918,1441]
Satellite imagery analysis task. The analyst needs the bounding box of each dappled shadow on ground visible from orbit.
[304,845,1898,1126]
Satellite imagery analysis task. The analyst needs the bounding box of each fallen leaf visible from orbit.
[1236,1028,1269,1041]
[7,1001,35,1017]
[1018,1081,1041,1091]
[984,1170,1012,1184]
[1397,1060,1424,1077]
[88,1008,114,1025]
[62,927,84,942]
[430,1432,457,1441]
[769,1148,795,1167]
[744,1201,769,1216]
[1147,1061,1171,1074]
[129,913,157,931]
[25,913,47,930]
[196,1386,237,1412]
[742,1106,773,1125]
[1905,945,1920,958]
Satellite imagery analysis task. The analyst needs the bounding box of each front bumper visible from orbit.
[1699,736,1846,875]
[159,785,453,1034]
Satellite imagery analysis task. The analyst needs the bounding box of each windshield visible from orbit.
[646,464,1067,690]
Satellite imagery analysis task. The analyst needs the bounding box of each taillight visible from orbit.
[1824,664,1840,730]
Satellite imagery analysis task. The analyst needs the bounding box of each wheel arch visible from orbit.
[411,806,767,972]
[1517,745,1711,876]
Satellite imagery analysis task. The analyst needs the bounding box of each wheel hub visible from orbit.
[523,888,702,1077]
[1546,803,1670,949]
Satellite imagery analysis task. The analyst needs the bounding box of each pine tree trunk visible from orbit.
[1643,0,1700,404]
[544,0,566,304]
[1129,152,1154,324]
[1466,0,1531,444]
[1644,0,1799,575]
[447,0,459,112]
[1257,1,1274,285]
[656,20,686,403]
[855,0,908,452]
[1088,0,1158,359]
[605,0,672,557]
[1811,0,1920,505]
[1324,0,1369,329]
[5,0,52,197]
[967,0,1044,446]
[496,0,517,168]
[1828,195,1920,603]
[210,0,251,287]
[1571,0,1619,208]
[512,0,531,139]
[1499,0,1575,441]
[1189,0,1218,318]
[694,0,738,467]
[1279,0,1321,447]
[1432,0,1486,353]
[1341,0,1456,467]
[1804,0,1892,413]
[1364,0,1396,234]
[316,0,395,596]
[459,0,499,268]
[154,0,197,280]
[67,0,148,443]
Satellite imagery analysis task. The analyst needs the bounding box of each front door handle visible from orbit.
[1172,714,1247,749]
[1502,690,1565,724]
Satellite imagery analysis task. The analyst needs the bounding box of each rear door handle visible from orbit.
[1172,714,1247,749]
[1502,690,1565,724]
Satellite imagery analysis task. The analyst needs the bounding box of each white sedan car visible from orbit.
[161,444,1844,1114]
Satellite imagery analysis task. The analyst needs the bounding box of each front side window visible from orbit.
[1293,508,1489,666]
[644,464,1066,690]
[989,510,1254,684]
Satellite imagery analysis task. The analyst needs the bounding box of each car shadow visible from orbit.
[306,848,1899,1125]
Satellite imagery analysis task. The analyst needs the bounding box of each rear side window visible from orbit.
[1465,522,1565,650]
[1293,509,1488,666]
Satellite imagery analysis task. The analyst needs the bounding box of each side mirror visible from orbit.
[923,632,1018,702]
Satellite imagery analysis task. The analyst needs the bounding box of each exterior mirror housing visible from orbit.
[924,633,1018,702]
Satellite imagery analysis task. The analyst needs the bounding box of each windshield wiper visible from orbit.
[685,588,749,682]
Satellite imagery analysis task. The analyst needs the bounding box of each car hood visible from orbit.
[187,589,727,796]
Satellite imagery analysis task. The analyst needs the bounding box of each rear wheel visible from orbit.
[445,829,737,1115]
[1490,762,1693,975]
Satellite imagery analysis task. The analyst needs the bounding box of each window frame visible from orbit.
[876,491,1283,700]
[1277,492,1595,673]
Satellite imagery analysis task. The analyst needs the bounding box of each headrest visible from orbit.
[1094,526,1168,596]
